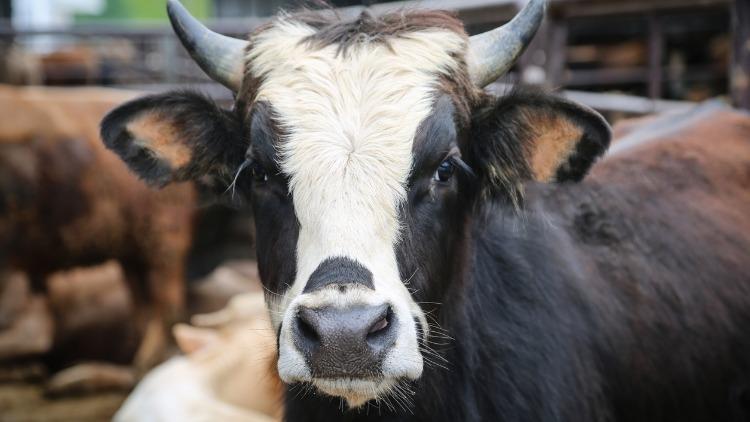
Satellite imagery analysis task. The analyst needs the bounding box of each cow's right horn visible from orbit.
[467,0,546,88]
[167,0,248,91]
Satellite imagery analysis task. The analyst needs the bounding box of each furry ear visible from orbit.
[469,89,611,201]
[173,323,220,354]
[100,91,245,188]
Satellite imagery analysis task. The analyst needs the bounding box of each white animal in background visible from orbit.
[114,293,283,422]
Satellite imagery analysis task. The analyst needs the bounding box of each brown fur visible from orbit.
[126,112,193,169]
[525,106,750,420]
[543,107,750,274]
[296,9,468,54]
[526,112,583,182]
[0,85,197,368]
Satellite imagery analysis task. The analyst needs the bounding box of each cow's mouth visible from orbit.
[276,281,428,409]
[311,377,399,407]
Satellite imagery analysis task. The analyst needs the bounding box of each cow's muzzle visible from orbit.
[293,303,397,378]
[276,257,425,407]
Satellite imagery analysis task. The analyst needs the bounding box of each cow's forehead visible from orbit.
[246,19,466,233]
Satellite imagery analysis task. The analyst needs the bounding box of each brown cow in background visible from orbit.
[0,85,196,370]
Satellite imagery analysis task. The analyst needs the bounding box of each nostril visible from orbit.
[368,317,388,334]
[296,310,320,344]
[367,306,393,338]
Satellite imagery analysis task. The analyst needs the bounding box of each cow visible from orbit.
[114,292,283,422]
[0,85,195,370]
[99,0,750,420]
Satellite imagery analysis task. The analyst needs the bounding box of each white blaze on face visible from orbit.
[246,16,465,400]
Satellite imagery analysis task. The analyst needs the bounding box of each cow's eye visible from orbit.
[251,162,268,183]
[433,159,455,182]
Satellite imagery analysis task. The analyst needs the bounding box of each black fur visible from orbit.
[99,60,749,422]
[468,88,611,205]
[244,102,299,298]
[100,90,247,192]
[296,10,467,56]
[270,91,749,421]
[304,257,375,293]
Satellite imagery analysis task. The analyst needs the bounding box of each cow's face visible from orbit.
[101,0,610,409]
[242,18,475,405]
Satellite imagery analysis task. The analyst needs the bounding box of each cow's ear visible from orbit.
[469,89,611,199]
[100,91,245,188]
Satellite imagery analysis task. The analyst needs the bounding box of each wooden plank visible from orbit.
[486,82,695,114]
[320,0,522,27]
[118,81,696,115]
[731,0,750,109]
[551,0,730,18]
[563,65,720,88]
[559,89,695,114]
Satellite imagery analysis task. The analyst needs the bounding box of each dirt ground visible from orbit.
[0,381,126,422]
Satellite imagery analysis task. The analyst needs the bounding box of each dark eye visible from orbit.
[433,159,455,182]
[251,162,268,183]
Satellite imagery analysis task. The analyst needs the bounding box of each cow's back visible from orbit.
[558,105,750,282]
[533,104,750,420]
[0,85,196,281]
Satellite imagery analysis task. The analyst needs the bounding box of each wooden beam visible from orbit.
[730,0,750,109]
[337,0,520,25]
[551,0,730,19]
[486,82,696,114]
[119,81,695,115]
[559,89,695,114]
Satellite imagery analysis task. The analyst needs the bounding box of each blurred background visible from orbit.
[1,0,747,112]
[0,0,747,421]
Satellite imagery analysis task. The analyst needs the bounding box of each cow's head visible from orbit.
[101,0,610,407]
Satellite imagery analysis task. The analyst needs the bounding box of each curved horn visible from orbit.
[167,0,248,91]
[467,0,546,88]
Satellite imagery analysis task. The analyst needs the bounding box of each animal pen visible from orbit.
[0,0,746,112]
[0,0,747,421]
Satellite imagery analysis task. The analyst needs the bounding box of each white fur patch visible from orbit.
[246,16,465,404]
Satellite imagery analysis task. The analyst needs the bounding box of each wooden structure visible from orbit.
[0,0,743,112]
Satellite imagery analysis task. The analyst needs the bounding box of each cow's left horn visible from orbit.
[167,0,248,91]
[467,0,546,88]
